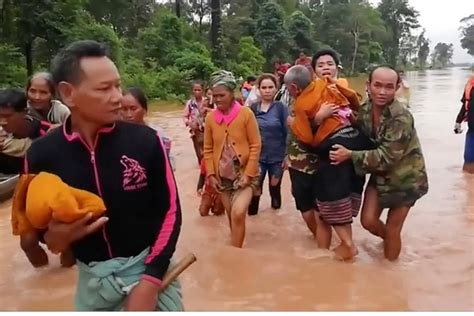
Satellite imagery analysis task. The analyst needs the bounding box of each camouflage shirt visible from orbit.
[352,100,429,208]
[286,98,318,174]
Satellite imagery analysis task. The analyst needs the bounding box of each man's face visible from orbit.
[286,82,301,98]
[314,55,338,80]
[367,68,400,108]
[0,107,27,135]
[59,56,122,126]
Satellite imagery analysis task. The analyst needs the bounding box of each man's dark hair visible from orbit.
[311,49,341,70]
[368,64,401,85]
[50,40,111,86]
[125,87,148,111]
[0,89,28,112]
[26,72,56,96]
[247,75,257,83]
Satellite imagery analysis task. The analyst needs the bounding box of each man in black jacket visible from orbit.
[23,40,182,311]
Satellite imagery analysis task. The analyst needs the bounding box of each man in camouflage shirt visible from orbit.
[331,65,428,261]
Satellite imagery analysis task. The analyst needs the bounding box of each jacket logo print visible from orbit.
[120,155,148,191]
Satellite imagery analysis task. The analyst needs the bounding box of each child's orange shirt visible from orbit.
[290,77,360,146]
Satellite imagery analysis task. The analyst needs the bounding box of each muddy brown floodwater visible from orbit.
[1,68,473,311]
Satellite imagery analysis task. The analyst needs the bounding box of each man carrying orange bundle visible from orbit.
[284,49,373,260]
[14,40,183,311]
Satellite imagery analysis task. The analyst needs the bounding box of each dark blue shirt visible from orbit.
[251,101,288,164]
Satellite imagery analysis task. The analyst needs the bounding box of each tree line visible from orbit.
[1,0,473,101]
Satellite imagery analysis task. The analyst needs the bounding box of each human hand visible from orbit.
[124,280,160,311]
[44,213,108,254]
[315,102,339,124]
[238,175,251,188]
[454,123,463,134]
[329,144,352,165]
[207,175,222,193]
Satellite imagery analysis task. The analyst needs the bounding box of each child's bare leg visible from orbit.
[384,206,410,261]
[301,210,318,237]
[198,192,212,216]
[333,224,358,261]
[60,248,76,267]
[360,186,386,239]
[20,231,48,267]
[315,214,332,248]
[211,195,225,215]
[229,187,253,248]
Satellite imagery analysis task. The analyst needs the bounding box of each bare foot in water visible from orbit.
[333,243,359,261]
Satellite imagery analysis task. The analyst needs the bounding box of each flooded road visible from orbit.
[1,68,473,311]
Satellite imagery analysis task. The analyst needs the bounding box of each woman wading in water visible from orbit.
[203,70,261,248]
[248,74,288,214]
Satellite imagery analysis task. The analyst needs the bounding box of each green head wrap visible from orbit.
[209,70,237,91]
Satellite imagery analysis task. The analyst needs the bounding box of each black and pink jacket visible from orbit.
[25,118,181,285]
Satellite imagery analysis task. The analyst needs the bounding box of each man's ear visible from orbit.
[57,81,75,109]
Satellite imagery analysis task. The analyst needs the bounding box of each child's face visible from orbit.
[192,84,203,99]
[314,55,338,80]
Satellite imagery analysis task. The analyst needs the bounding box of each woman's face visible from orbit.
[121,94,146,124]
[192,84,203,99]
[314,55,338,80]
[259,78,277,101]
[206,88,213,105]
[212,85,234,111]
[27,77,53,111]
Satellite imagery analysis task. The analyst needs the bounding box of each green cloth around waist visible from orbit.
[75,247,184,311]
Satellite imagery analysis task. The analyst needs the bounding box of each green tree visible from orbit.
[431,42,454,68]
[416,30,430,69]
[86,0,155,38]
[399,33,417,67]
[228,36,265,78]
[0,43,27,87]
[346,1,386,74]
[378,0,420,66]
[2,0,85,75]
[210,0,224,64]
[255,1,289,68]
[460,14,474,56]
[287,10,314,58]
[188,0,211,34]
[66,18,123,68]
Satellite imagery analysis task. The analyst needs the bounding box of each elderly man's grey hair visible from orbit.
[284,65,312,90]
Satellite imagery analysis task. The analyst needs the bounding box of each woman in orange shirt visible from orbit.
[203,70,261,248]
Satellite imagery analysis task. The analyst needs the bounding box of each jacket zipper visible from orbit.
[86,142,113,258]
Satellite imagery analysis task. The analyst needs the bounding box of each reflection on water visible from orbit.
[0,68,473,311]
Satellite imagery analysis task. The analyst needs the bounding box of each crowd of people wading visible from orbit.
[1,39,473,311]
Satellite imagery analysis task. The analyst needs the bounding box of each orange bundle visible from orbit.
[11,172,106,235]
[291,77,360,146]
